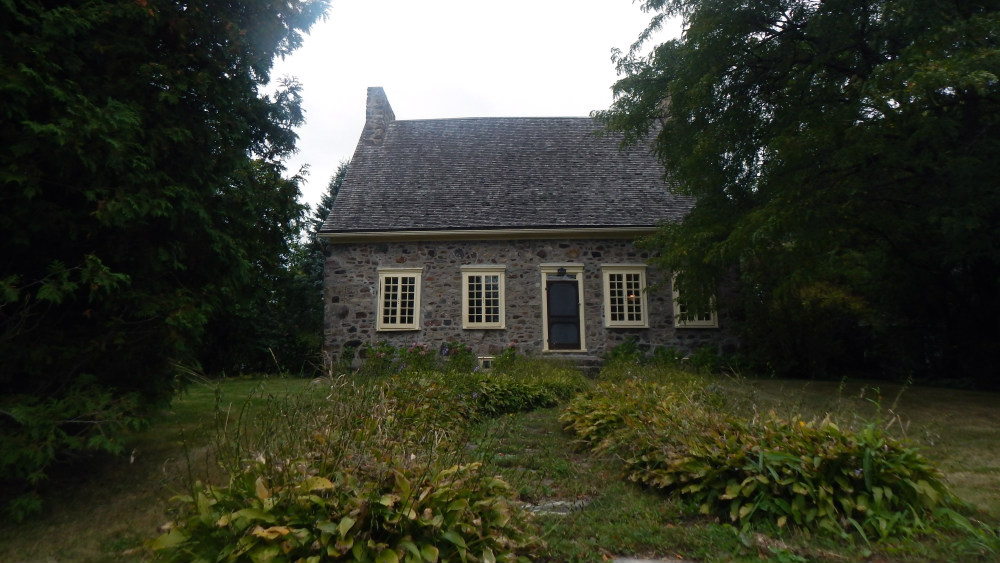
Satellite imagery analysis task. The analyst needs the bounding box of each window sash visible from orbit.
[377,269,421,330]
[462,267,505,329]
[602,266,648,328]
[672,279,718,328]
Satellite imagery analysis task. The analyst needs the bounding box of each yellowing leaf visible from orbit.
[300,476,334,492]
[337,516,356,537]
[252,525,291,540]
[255,476,270,500]
[739,503,753,519]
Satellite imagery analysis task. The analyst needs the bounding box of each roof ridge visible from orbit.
[393,116,596,123]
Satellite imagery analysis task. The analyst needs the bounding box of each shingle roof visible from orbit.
[321,92,692,235]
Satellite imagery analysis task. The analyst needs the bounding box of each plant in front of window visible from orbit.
[604,337,645,365]
[358,340,401,377]
[441,341,476,374]
[399,342,435,373]
[649,346,685,367]
[492,342,519,373]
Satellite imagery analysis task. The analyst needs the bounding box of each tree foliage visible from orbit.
[597,0,1000,382]
[0,0,327,516]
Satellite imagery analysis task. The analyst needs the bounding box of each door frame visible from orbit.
[540,263,586,352]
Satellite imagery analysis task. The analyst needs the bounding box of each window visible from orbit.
[461,265,506,329]
[672,277,718,328]
[602,265,648,328]
[377,267,422,330]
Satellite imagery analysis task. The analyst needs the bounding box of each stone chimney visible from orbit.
[361,87,395,146]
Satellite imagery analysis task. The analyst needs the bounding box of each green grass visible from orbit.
[0,376,321,563]
[0,370,998,563]
[744,377,1000,519]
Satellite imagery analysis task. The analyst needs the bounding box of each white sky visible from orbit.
[271,0,680,208]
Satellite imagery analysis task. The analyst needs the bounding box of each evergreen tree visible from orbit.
[0,0,328,517]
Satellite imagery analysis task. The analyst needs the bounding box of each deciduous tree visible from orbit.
[597,0,1000,381]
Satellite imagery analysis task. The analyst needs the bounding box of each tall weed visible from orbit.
[151,362,589,562]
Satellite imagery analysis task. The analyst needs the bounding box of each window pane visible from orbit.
[484,274,500,323]
[625,273,642,322]
[608,273,625,322]
[467,275,483,323]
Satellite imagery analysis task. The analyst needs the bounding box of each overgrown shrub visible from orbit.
[491,344,518,372]
[603,337,645,364]
[400,343,437,373]
[480,357,589,416]
[357,341,478,377]
[439,341,477,374]
[561,377,963,543]
[153,460,535,563]
[359,341,402,377]
[151,369,580,562]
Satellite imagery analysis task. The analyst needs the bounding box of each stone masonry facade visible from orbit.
[324,237,726,365]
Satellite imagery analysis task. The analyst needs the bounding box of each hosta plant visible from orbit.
[561,378,962,543]
[152,461,537,563]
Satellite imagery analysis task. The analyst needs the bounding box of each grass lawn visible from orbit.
[0,377,324,563]
[0,371,997,562]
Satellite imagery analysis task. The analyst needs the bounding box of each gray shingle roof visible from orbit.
[321,94,691,235]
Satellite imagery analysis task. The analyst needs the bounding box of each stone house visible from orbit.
[318,87,726,367]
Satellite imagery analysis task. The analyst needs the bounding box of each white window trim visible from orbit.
[540,263,586,353]
[376,267,423,331]
[672,275,718,328]
[461,265,506,329]
[601,264,649,328]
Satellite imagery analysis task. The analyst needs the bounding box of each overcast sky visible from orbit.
[271,0,680,208]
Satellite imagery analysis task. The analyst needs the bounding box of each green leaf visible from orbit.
[316,520,338,535]
[336,515,356,537]
[399,540,421,560]
[721,482,740,500]
[441,530,467,549]
[150,528,188,551]
[421,543,440,563]
[376,547,400,563]
[249,543,281,563]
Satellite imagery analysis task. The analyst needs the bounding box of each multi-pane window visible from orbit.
[672,277,718,328]
[461,265,506,329]
[602,266,648,328]
[377,268,422,330]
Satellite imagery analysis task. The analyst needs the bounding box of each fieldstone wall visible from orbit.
[323,237,731,366]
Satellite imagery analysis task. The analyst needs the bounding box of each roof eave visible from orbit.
[317,226,659,244]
